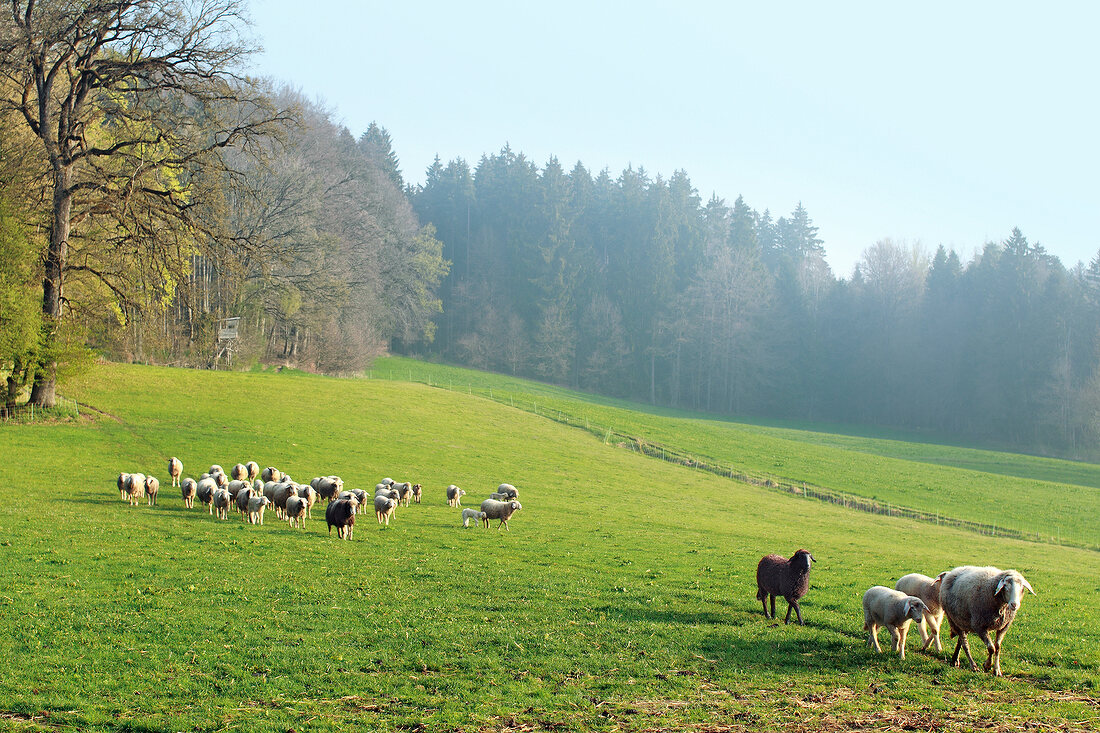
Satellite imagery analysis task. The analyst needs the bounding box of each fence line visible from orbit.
[0,395,80,423]
[369,369,1092,552]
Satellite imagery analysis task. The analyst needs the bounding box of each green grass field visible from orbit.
[0,362,1097,732]
[371,357,1100,549]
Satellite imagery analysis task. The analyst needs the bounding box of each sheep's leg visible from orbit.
[928,613,943,652]
[897,625,908,659]
[786,599,804,626]
[760,596,769,618]
[769,595,777,619]
[956,631,978,671]
[868,624,881,652]
[992,628,1009,677]
[977,629,996,674]
[888,625,901,656]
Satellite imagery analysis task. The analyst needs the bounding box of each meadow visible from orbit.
[0,362,1097,732]
[371,357,1100,549]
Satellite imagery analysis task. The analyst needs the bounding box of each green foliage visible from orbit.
[0,199,39,371]
[0,362,1095,731]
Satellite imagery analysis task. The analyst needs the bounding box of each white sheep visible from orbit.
[446,484,466,507]
[896,572,947,652]
[862,585,928,660]
[196,477,217,514]
[374,495,397,525]
[212,488,232,520]
[231,463,248,481]
[246,495,271,525]
[144,475,160,506]
[496,483,519,500]
[461,508,487,528]
[245,461,260,481]
[180,477,197,508]
[285,496,307,529]
[125,473,146,506]
[295,485,318,518]
[479,499,522,529]
[940,566,1036,676]
[117,472,131,500]
[261,466,281,483]
[168,457,183,488]
[489,491,507,501]
[209,464,224,477]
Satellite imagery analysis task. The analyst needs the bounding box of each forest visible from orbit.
[1,1,1098,458]
[412,149,1100,456]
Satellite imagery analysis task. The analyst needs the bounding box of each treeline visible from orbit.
[0,1,446,414]
[412,148,1100,456]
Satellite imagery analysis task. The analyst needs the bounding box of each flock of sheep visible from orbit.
[115,458,1036,677]
[114,457,524,537]
[755,549,1036,676]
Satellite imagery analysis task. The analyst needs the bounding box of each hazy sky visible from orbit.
[249,2,1099,275]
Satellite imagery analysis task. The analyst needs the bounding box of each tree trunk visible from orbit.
[31,165,72,408]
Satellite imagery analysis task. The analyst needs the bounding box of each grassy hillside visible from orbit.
[0,363,1096,732]
[372,357,1100,549]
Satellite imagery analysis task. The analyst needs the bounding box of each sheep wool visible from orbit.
[755,549,816,625]
[939,565,1035,677]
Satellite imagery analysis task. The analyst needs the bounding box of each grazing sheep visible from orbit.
[212,488,232,520]
[896,572,947,652]
[273,483,298,519]
[117,472,131,500]
[311,476,343,503]
[411,484,422,504]
[231,463,248,481]
[168,457,183,488]
[479,499,522,529]
[235,486,256,517]
[180,477,197,508]
[261,466,281,483]
[392,482,414,507]
[296,485,319,518]
[144,475,160,506]
[374,495,397,525]
[196,477,217,514]
[446,484,466,507]
[489,491,507,501]
[940,566,1036,676]
[380,477,394,487]
[326,498,356,539]
[246,461,260,481]
[862,586,929,660]
[461,508,487,528]
[496,483,519,500]
[285,496,307,529]
[375,487,399,503]
[246,495,271,525]
[755,549,816,625]
[125,473,146,506]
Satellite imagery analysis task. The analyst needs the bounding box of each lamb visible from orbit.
[755,549,816,625]
[212,488,232,520]
[261,466,281,483]
[295,485,319,518]
[231,463,248,481]
[180,477,197,508]
[374,495,397,525]
[496,483,519,500]
[862,585,929,660]
[411,484,422,504]
[272,483,298,519]
[125,473,146,506]
[246,495,271,525]
[896,572,947,652]
[196,477,217,513]
[461,508,487,528]
[489,492,507,501]
[446,484,466,507]
[144,475,160,506]
[326,498,356,539]
[479,499,522,529]
[311,476,343,503]
[939,566,1036,676]
[168,457,183,488]
[285,496,307,529]
[246,461,260,481]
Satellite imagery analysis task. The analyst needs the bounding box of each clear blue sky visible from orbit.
[248,1,1099,276]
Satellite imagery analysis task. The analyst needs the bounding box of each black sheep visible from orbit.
[326,498,356,540]
[755,549,816,625]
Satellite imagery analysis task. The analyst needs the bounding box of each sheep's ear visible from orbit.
[935,571,947,583]
[1021,577,1036,595]
[994,576,1008,597]
[809,554,816,563]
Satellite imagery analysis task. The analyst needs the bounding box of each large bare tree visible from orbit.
[0,0,280,405]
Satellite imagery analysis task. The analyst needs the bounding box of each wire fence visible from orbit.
[0,395,80,423]
[369,369,1092,552]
